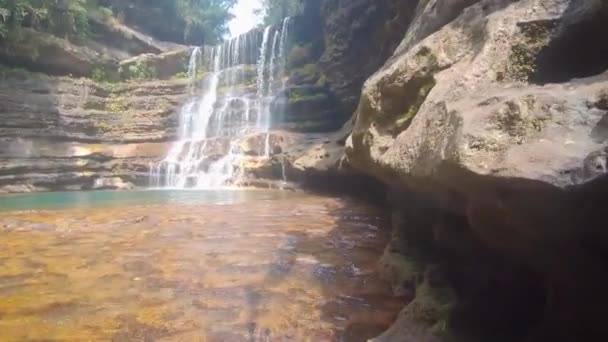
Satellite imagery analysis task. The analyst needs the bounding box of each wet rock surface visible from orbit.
[338,0,608,341]
[0,69,187,192]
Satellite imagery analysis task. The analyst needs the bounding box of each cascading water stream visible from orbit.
[278,17,291,89]
[150,18,291,189]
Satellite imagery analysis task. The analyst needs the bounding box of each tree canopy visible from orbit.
[257,0,302,27]
[175,0,236,45]
[0,0,91,40]
[0,0,237,45]
[105,0,236,45]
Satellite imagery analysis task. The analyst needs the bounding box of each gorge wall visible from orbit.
[2,0,608,341]
[0,71,186,192]
[0,0,415,192]
[341,0,608,341]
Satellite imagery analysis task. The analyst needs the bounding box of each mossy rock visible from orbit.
[288,63,321,86]
[272,85,337,119]
[390,76,436,135]
[0,28,116,77]
[502,20,557,82]
[118,49,191,81]
[287,43,314,68]
[270,85,349,132]
[106,97,130,113]
[379,243,424,298]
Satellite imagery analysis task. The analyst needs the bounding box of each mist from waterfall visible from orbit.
[150,18,291,189]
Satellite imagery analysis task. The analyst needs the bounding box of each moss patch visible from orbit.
[502,21,557,82]
[107,82,129,94]
[119,60,157,81]
[287,43,314,68]
[288,89,328,105]
[493,100,548,140]
[289,63,321,86]
[395,76,436,130]
[107,96,129,113]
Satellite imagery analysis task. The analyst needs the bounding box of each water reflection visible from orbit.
[0,189,296,212]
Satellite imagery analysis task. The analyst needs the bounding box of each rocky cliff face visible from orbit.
[252,0,428,186]
[317,0,420,114]
[347,0,608,186]
[0,68,186,192]
[340,0,608,341]
[0,1,198,192]
[2,0,608,340]
[0,0,422,192]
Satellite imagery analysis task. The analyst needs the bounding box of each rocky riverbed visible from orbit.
[0,191,402,341]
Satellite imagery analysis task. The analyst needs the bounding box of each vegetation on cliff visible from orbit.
[0,0,93,41]
[258,0,302,26]
[0,0,236,45]
[102,0,237,44]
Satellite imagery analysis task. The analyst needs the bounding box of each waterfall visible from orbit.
[269,30,280,95]
[255,26,273,157]
[278,17,291,60]
[256,26,271,100]
[150,19,292,189]
[186,47,202,93]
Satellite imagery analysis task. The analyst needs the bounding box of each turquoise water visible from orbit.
[0,189,295,211]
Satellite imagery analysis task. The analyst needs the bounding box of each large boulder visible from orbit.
[347,0,608,187]
[342,0,608,341]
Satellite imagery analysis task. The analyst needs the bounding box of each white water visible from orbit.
[151,19,291,189]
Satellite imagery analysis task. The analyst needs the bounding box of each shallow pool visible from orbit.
[0,191,402,341]
[0,189,298,212]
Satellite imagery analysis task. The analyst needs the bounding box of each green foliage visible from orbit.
[288,89,327,104]
[0,7,8,38]
[173,67,207,81]
[106,82,127,93]
[1,0,234,46]
[257,0,302,26]
[106,0,236,45]
[119,60,156,81]
[0,0,101,42]
[107,96,128,113]
[507,44,537,82]
[176,0,236,45]
[129,61,155,81]
[95,6,112,19]
[90,65,108,82]
[400,78,435,123]
[172,71,189,80]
